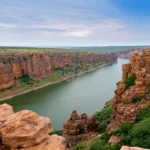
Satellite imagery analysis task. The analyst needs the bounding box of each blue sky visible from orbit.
[0,0,150,46]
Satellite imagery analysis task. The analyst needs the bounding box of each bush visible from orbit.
[71,143,87,150]
[87,140,121,150]
[98,122,109,133]
[49,130,62,136]
[94,105,113,133]
[124,75,136,88]
[136,105,150,122]
[116,81,120,86]
[18,74,36,85]
[130,118,150,148]
[132,96,141,103]
[117,123,133,145]
[94,107,113,123]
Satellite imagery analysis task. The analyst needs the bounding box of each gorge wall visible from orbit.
[116,48,143,58]
[0,51,117,91]
[107,49,150,133]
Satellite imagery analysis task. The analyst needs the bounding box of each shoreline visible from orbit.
[0,61,117,102]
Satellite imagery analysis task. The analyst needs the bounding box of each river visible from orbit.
[0,58,129,130]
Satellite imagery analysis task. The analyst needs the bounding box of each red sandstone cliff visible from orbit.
[0,51,117,91]
[116,49,143,58]
[107,49,150,134]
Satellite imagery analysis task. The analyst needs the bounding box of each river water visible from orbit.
[0,58,129,130]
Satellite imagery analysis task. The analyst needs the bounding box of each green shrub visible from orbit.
[23,56,27,61]
[124,75,136,88]
[116,81,120,86]
[132,96,141,103]
[117,123,133,145]
[94,107,113,123]
[136,105,150,122]
[87,140,108,150]
[94,105,113,133]
[98,122,109,133]
[87,140,121,150]
[130,118,150,148]
[3,60,6,64]
[101,132,110,142]
[71,143,87,150]
[18,74,36,85]
[49,130,62,136]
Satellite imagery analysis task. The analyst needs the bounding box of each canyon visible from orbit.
[0,48,144,92]
[0,51,117,92]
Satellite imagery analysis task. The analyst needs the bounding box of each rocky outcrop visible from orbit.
[0,104,66,150]
[120,146,150,150]
[107,49,150,134]
[63,110,98,148]
[117,49,143,58]
[0,51,117,91]
[19,135,66,150]
[108,135,120,145]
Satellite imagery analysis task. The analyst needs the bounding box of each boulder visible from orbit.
[108,135,120,145]
[18,135,66,150]
[0,110,52,148]
[0,104,14,127]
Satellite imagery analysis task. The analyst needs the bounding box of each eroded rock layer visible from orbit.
[117,49,143,58]
[63,110,98,148]
[0,52,117,91]
[107,49,150,134]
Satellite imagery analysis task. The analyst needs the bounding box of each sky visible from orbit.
[0,0,150,47]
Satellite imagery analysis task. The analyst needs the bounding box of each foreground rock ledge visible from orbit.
[121,146,150,150]
[0,104,66,150]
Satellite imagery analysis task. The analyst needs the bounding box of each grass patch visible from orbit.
[49,130,62,136]
[124,75,136,88]
[71,143,87,150]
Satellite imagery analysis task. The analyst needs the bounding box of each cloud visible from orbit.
[0,23,17,29]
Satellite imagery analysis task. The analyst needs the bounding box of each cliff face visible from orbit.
[117,49,143,58]
[0,52,117,91]
[107,49,150,134]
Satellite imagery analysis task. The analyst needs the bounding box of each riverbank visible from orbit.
[0,61,117,102]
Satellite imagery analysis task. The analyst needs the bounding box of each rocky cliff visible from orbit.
[0,51,117,91]
[0,103,66,150]
[116,49,143,58]
[107,49,150,133]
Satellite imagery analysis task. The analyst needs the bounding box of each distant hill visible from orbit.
[65,46,150,52]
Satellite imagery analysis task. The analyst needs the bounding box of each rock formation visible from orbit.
[0,103,66,150]
[63,110,98,148]
[107,49,150,134]
[108,135,120,145]
[117,49,143,58]
[0,51,117,91]
[121,146,150,150]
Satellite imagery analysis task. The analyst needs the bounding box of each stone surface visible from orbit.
[120,146,150,150]
[108,135,120,145]
[0,104,14,127]
[0,110,52,148]
[0,104,66,150]
[18,135,66,150]
[63,110,98,147]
